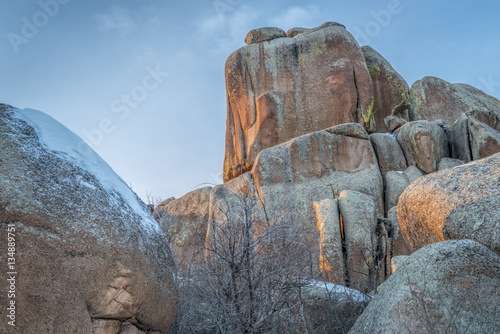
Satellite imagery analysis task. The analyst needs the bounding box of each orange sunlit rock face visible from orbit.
[397,153,500,253]
[223,23,375,182]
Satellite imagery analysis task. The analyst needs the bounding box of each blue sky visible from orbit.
[1,0,499,202]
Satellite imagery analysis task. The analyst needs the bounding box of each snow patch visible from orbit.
[12,107,160,234]
[306,279,371,302]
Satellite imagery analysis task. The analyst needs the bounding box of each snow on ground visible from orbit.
[12,107,160,234]
[306,280,372,302]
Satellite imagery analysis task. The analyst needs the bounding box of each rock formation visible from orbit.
[349,240,500,333]
[245,27,286,45]
[163,21,500,302]
[396,120,449,174]
[369,133,407,184]
[398,153,500,254]
[0,104,177,333]
[362,46,410,133]
[224,22,375,182]
[314,199,344,285]
[157,187,212,271]
[409,76,500,128]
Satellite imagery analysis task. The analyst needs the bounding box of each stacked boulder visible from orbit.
[159,22,500,295]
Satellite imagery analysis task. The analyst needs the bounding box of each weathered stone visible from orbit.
[244,27,286,45]
[447,114,472,162]
[92,319,121,334]
[362,46,410,133]
[159,187,212,271]
[286,27,308,37]
[387,207,399,241]
[466,109,498,129]
[325,122,369,139]
[0,104,177,333]
[384,115,407,132]
[154,196,175,218]
[338,190,378,292]
[398,153,500,254]
[249,125,384,277]
[409,76,500,128]
[383,166,423,221]
[287,22,347,38]
[468,117,500,160]
[402,166,423,184]
[208,173,262,228]
[349,240,500,333]
[396,120,449,173]
[387,206,412,256]
[118,324,144,334]
[390,255,408,273]
[376,218,392,283]
[437,157,464,171]
[385,171,409,215]
[431,119,446,127]
[224,22,375,181]
[312,21,346,30]
[314,199,344,285]
[252,124,384,218]
[369,133,407,184]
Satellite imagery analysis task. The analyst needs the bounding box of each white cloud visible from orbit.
[94,7,138,37]
[267,4,321,30]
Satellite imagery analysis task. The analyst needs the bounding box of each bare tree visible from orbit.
[174,182,315,333]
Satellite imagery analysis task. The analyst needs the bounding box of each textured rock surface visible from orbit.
[349,240,500,333]
[224,22,375,181]
[338,190,378,292]
[314,199,344,285]
[159,186,212,271]
[447,114,472,162]
[409,76,500,127]
[387,206,411,256]
[437,157,464,170]
[384,171,409,215]
[396,120,449,173]
[286,27,308,37]
[467,109,498,129]
[389,255,408,273]
[0,104,177,333]
[244,27,286,45]
[468,117,500,160]
[369,133,407,183]
[383,115,407,132]
[251,123,384,223]
[249,123,384,277]
[402,166,423,184]
[398,153,500,254]
[362,46,409,133]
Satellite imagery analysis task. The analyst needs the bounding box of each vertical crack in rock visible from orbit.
[339,211,350,287]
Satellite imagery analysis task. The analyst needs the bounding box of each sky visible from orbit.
[1,0,499,203]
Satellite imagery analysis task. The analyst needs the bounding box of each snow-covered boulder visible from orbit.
[0,104,177,333]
